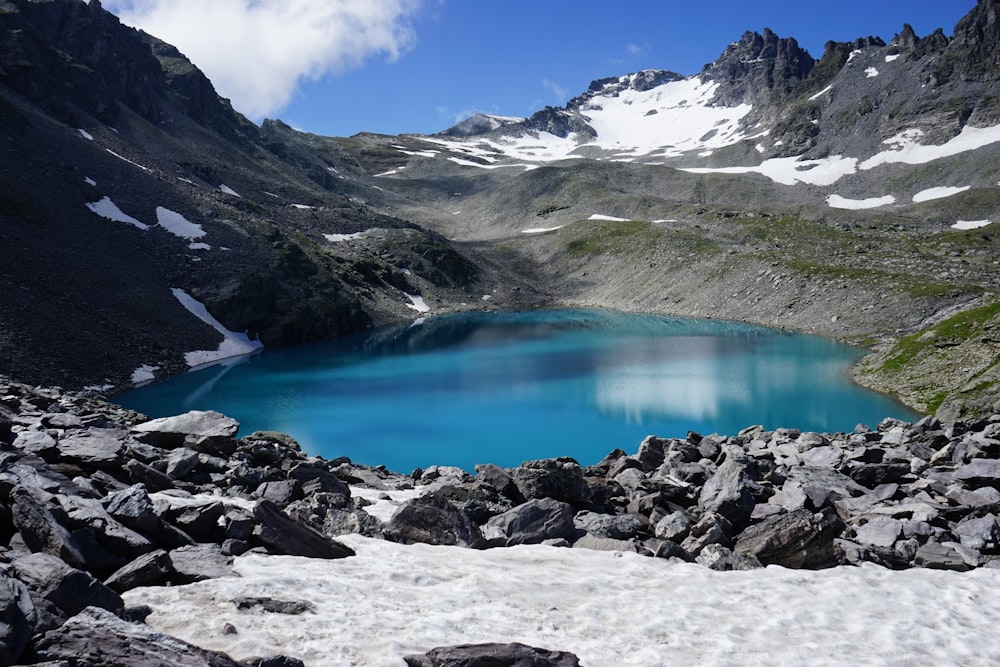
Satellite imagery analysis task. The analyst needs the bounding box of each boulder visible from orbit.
[10,486,87,568]
[0,572,35,666]
[103,484,162,535]
[953,515,1000,552]
[253,500,356,558]
[698,457,756,527]
[476,464,524,502]
[383,494,482,548]
[696,544,763,571]
[103,549,175,592]
[571,533,639,553]
[11,552,122,628]
[734,507,844,569]
[653,511,691,542]
[510,458,591,505]
[483,498,574,546]
[168,545,238,584]
[681,512,733,555]
[572,511,645,540]
[31,606,243,666]
[54,429,126,469]
[956,459,1000,484]
[854,516,905,548]
[404,642,582,667]
[131,410,239,456]
[914,542,973,571]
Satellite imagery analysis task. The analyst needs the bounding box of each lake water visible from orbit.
[115,309,919,472]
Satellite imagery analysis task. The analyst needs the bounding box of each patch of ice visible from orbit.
[404,293,430,313]
[84,177,97,186]
[83,383,115,393]
[589,214,630,222]
[156,207,205,240]
[846,48,863,63]
[78,129,94,140]
[861,124,1000,170]
[171,288,263,367]
[826,194,896,210]
[218,184,241,197]
[680,154,858,187]
[188,242,211,250]
[808,85,833,101]
[375,168,402,177]
[952,220,992,230]
[885,54,901,63]
[130,364,158,385]
[85,197,149,230]
[291,204,314,210]
[124,534,1000,667]
[105,149,150,172]
[865,67,879,78]
[178,177,196,185]
[912,186,971,203]
[521,226,565,234]
[324,231,368,242]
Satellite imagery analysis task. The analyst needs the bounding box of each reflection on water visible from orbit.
[116,309,919,472]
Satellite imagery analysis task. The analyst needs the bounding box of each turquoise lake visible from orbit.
[115,309,920,472]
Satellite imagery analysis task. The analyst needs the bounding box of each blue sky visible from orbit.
[105,1,977,138]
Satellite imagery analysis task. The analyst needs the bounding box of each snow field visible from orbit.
[125,534,1000,667]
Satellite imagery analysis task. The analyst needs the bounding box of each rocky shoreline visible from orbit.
[1,374,999,665]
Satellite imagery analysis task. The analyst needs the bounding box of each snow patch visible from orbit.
[78,129,94,140]
[171,288,263,367]
[84,177,97,186]
[85,197,149,230]
[521,226,565,234]
[807,85,833,101]
[912,186,971,203]
[826,194,896,210]
[885,54,901,63]
[124,534,1000,667]
[156,207,205,240]
[188,242,211,251]
[952,220,992,230]
[589,214,630,222]
[130,364,158,385]
[291,204,314,210]
[865,67,879,78]
[324,231,369,242]
[861,124,1000,170]
[680,154,858,187]
[105,149,150,172]
[404,293,430,313]
[218,184,241,197]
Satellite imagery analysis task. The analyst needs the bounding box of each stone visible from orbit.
[510,458,591,505]
[681,512,733,555]
[165,447,201,480]
[165,500,226,542]
[11,552,122,624]
[103,549,175,592]
[233,597,315,615]
[168,545,238,583]
[31,606,243,666]
[54,429,125,468]
[855,516,904,548]
[11,430,59,460]
[243,657,306,667]
[914,543,972,571]
[698,457,756,527]
[10,486,87,568]
[103,484,162,535]
[572,511,644,540]
[696,543,763,571]
[956,459,1000,483]
[483,498,574,546]
[953,515,1000,552]
[404,642,582,667]
[571,533,639,553]
[0,572,35,666]
[253,500,357,558]
[654,511,691,542]
[131,410,239,455]
[255,480,302,507]
[734,507,844,569]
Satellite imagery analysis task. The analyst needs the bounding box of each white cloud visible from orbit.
[542,78,569,104]
[104,0,427,119]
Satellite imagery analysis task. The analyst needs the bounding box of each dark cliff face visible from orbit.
[701,28,816,108]
[935,0,1000,83]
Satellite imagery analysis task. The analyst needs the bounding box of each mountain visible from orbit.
[1,0,999,419]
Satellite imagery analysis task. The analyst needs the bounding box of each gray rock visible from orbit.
[233,597,316,615]
[168,545,238,583]
[914,542,972,571]
[255,480,302,507]
[698,457,756,527]
[510,458,591,505]
[734,507,844,569]
[10,486,87,568]
[653,511,691,542]
[31,606,243,666]
[956,459,1000,483]
[484,498,574,546]
[253,500,357,558]
[681,512,733,555]
[103,550,174,592]
[404,642,582,667]
[571,533,639,553]
[54,429,125,469]
[164,500,226,543]
[696,544,763,571]
[165,447,201,480]
[131,410,239,447]
[103,484,161,534]
[572,511,644,540]
[0,571,35,666]
[855,516,905,548]
[475,464,524,502]
[953,515,1000,552]
[11,552,122,626]
[12,430,58,460]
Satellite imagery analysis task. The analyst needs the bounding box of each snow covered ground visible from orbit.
[125,534,1000,667]
[170,288,264,367]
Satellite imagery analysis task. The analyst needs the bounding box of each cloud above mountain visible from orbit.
[103,0,427,119]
